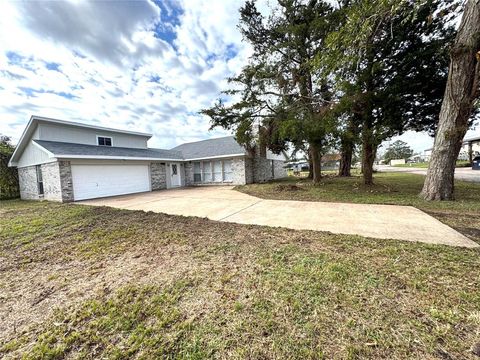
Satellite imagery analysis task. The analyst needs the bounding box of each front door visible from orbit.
[170,163,181,187]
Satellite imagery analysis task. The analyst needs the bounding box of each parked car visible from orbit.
[473,156,480,170]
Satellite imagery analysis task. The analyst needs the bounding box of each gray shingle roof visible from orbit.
[170,136,245,159]
[34,140,183,160]
[34,136,246,161]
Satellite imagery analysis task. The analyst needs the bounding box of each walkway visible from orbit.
[80,186,478,248]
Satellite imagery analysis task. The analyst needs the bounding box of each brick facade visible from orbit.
[150,162,167,190]
[273,159,287,179]
[253,157,272,183]
[18,156,286,202]
[184,162,194,186]
[244,157,254,184]
[18,161,74,202]
[252,158,287,183]
[232,158,248,185]
[18,165,39,200]
[184,157,251,186]
[41,161,62,201]
[183,156,285,186]
[59,161,74,202]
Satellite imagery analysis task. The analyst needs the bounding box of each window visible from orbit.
[203,161,212,182]
[223,160,233,182]
[36,165,44,196]
[97,136,112,146]
[213,161,222,182]
[193,162,202,183]
[172,164,178,175]
[192,159,234,184]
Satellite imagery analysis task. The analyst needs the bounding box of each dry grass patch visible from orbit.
[0,200,479,359]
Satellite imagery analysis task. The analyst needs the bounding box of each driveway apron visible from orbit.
[80,186,478,248]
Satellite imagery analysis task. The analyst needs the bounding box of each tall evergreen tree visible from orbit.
[421,0,480,200]
[0,135,19,200]
[383,140,414,164]
[202,0,336,183]
[318,0,456,184]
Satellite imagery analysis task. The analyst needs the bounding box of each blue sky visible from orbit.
[0,0,478,152]
[0,0,253,149]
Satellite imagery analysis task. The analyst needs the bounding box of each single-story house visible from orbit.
[424,135,480,162]
[8,116,287,202]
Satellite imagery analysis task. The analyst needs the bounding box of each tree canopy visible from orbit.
[383,140,414,164]
[0,135,19,200]
[202,0,463,185]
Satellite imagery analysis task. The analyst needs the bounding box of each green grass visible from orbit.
[15,282,199,359]
[393,161,472,168]
[393,162,430,168]
[1,200,480,358]
[236,172,480,243]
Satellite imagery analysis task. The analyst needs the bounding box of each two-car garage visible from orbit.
[71,164,150,201]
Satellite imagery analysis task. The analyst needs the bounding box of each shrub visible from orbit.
[0,135,19,200]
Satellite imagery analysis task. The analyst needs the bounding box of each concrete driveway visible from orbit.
[80,186,478,248]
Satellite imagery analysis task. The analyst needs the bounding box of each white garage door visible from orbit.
[71,164,150,201]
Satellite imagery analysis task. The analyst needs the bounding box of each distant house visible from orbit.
[460,135,480,161]
[408,154,425,163]
[287,153,341,173]
[424,135,480,162]
[287,161,308,172]
[8,116,287,202]
[423,147,434,161]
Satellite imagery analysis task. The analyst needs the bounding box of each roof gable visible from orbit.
[9,117,247,166]
[9,115,152,166]
[34,140,183,160]
[171,136,246,159]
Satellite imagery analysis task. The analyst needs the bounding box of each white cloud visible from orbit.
[2,0,472,153]
[0,0,256,149]
[17,0,165,66]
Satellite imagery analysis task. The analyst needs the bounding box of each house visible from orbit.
[460,135,480,162]
[287,161,309,173]
[423,148,433,161]
[424,135,480,162]
[8,116,287,202]
[407,154,425,163]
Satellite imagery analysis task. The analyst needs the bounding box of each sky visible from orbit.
[0,0,256,149]
[0,0,478,152]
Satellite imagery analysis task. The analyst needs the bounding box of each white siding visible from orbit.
[36,122,148,149]
[17,141,52,168]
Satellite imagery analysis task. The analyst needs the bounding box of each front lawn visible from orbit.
[393,162,430,168]
[1,200,480,359]
[236,172,480,244]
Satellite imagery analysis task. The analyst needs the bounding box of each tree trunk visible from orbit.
[310,142,322,183]
[361,114,376,185]
[339,143,353,177]
[362,141,376,185]
[307,152,314,179]
[339,117,357,177]
[359,42,376,185]
[420,0,480,200]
